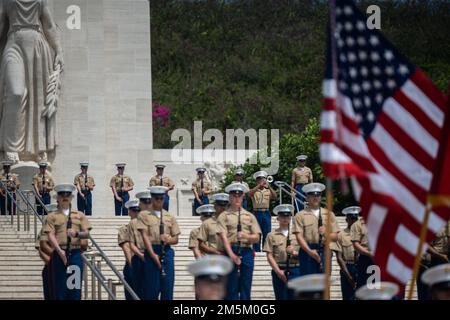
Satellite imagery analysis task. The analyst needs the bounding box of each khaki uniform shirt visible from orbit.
[32,172,54,193]
[350,219,370,249]
[217,208,262,247]
[118,225,131,246]
[333,227,357,263]
[188,227,200,250]
[192,178,211,196]
[263,228,300,267]
[0,171,20,194]
[197,216,223,251]
[421,223,449,264]
[43,210,91,248]
[136,209,181,245]
[292,166,313,185]
[110,174,134,192]
[74,173,95,191]
[149,175,174,188]
[292,207,340,244]
[128,218,146,251]
[251,188,272,209]
[35,227,48,250]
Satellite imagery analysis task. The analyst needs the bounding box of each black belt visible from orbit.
[278,264,299,270]
[60,245,81,250]
[254,208,269,211]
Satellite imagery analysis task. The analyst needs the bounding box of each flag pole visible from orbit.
[407,200,431,300]
[323,178,334,300]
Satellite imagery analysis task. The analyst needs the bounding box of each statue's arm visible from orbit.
[41,2,63,67]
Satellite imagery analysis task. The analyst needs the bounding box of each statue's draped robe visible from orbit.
[0,0,56,157]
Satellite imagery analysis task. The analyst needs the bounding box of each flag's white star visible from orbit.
[372,66,381,75]
[373,80,382,89]
[348,52,357,63]
[364,96,371,107]
[384,50,394,61]
[357,36,366,46]
[387,79,397,89]
[369,35,380,46]
[356,21,366,31]
[345,22,353,31]
[362,81,371,91]
[375,94,383,104]
[367,111,375,122]
[340,53,347,62]
[346,37,355,47]
[360,66,369,77]
[399,64,409,75]
[344,6,353,15]
[385,66,394,76]
[350,68,358,79]
[354,98,362,108]
[358,51,368,61]
[371,52,380,62]
[352,83,361,93]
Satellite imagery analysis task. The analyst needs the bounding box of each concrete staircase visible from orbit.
[0,215,416,300]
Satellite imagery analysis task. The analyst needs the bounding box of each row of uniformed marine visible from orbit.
[28,155,450,300]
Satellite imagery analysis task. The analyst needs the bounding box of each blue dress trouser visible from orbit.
[0,192,16,215]
[47,249,83,300]
[123,263,133,300]
[36,193,50,215]
[294,184,305,212]
[142,245,174,300]
[131,255,145,299]
[114,192,129,216]
[340,263,357,300]
[193,195,209,215]
[77,190,92,215]
[271,266,301,300]
[356,255,375,289]
[253,209,271,252]
[298,243,325,276]
[42,265,49,300]
[225,246,254,300]
[163,193,170,211]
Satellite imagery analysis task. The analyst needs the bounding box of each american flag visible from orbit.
[320,0,450,285]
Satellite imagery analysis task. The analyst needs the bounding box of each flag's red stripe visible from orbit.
[321,162,365,179]
[320,130,334,143]
[378,112,434,171]
[393,90,441,140]
[322,98,336,111]
[340,111,360,135]
[366,138,427,202]
[410,69,447,113]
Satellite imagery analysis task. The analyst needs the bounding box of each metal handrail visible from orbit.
[273,181,306,212]
[87,234,140,300]
[81,254,116,299]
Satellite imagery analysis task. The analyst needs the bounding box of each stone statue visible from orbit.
[0,0,63,164]
[204,161,230,192]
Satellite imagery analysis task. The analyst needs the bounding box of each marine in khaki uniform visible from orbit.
[350,215,376,289]
[217,183,261,300]
[149,164,174,211]
[416,221,449,300]
[127,191,152,299]
[421,263,450,300]
[332,206,360,300]
[264,204,300,300]
[292,183,340,276]
[232,168,249,210]
[188,215,207,259]
[287,274,334,300]
[192,167,212,215]
[136,186,181,300]
[197,193,229,255]
[118,199,140,300]
[248,170,277,252]
[187,255,233,300]
[32,162,54,215]
[0,161,20,215]
[291,155,313,211]
[110,163,134,216]
[43,184,92,300]
[74,162,95,216]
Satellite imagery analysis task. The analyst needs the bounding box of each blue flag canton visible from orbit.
[333,0,414,137]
